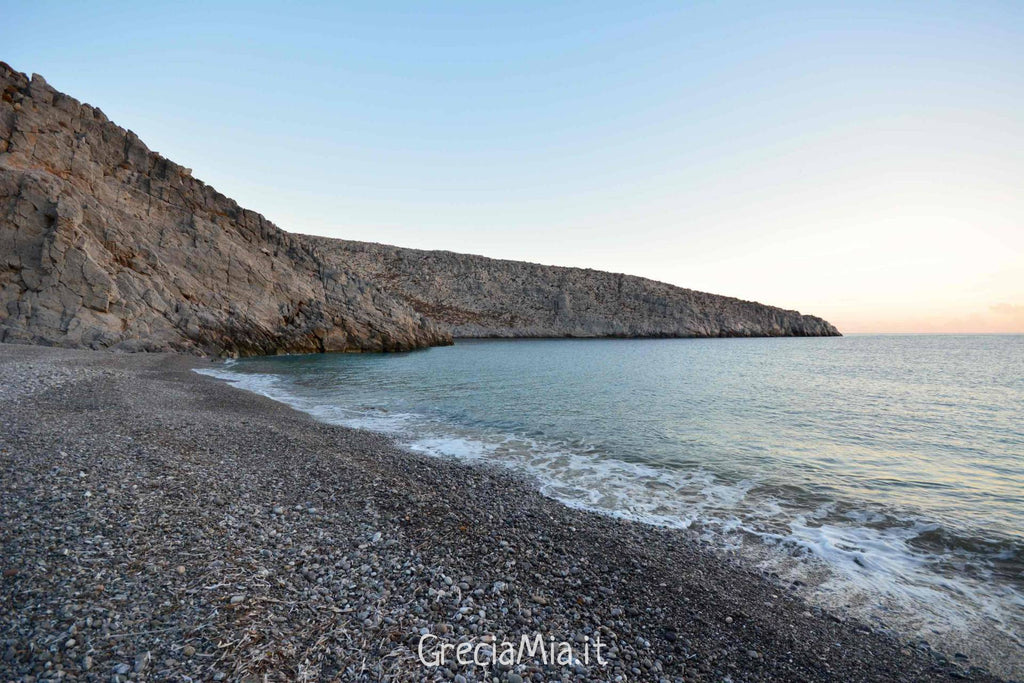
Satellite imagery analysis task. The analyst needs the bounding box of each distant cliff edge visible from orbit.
[302,238,841,339]
[0,64,838,356]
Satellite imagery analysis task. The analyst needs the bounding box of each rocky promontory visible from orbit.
[303,238,841,338]
[1,64,839,356]
[0,64,450,356]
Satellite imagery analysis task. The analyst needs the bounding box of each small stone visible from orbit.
[65,638,76,648]
[134,651,150,672]
[725,616,733,624]
[113,663,130,675]
[532,594,549,606]
[175,565,186,575]
[182,645,196,657]
[508,674,523,683]
[272,506,285,515]
[82,655,92,670]
[230,595,245,605]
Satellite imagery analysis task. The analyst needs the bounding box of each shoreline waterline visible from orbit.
[195,335,1023,678]
[0,343,1017,681]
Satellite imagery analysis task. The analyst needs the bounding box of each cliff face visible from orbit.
[303,238,841,338]
[1,65,839,356]
[0,64,451,355]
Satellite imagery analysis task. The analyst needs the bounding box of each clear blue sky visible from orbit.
[3,1,1023,332]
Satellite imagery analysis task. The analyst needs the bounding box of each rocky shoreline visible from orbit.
[0,344,1006,682]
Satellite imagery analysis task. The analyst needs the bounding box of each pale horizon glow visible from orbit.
[3,2,1022,333]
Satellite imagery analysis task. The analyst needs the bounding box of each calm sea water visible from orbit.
[199,335,1023,669]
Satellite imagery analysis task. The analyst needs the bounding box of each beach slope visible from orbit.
[0,344,1001,682]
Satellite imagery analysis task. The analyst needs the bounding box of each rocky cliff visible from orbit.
[0,64,451,355]
[1,64,839,356]
[301,238,841,338]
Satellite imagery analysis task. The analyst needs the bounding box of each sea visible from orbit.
[196,334,1023,674]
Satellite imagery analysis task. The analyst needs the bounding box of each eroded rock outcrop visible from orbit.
[0,64,451,355]
[302,238,841,338]
[1,64,838,356]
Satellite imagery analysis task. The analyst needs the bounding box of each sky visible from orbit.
[3,1,1023,333]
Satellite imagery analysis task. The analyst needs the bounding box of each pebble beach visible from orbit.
[0,344,1010,682]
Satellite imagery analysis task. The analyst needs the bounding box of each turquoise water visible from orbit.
[199,335,1023,665]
